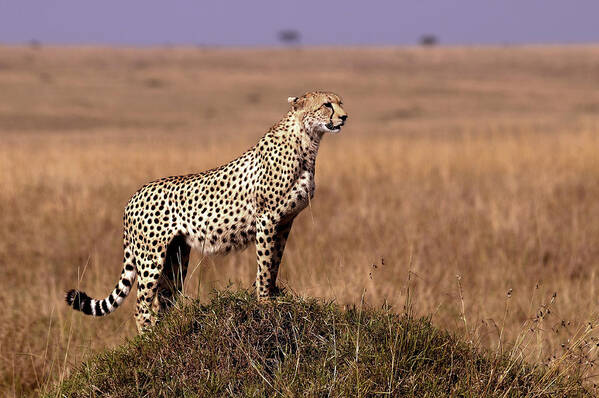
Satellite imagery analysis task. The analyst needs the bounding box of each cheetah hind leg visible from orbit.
[135,251,166,332]
[153,235,191,316]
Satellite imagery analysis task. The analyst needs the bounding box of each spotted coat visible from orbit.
[66,91,348,332]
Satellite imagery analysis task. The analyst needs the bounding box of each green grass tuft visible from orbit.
[50,290,591,397]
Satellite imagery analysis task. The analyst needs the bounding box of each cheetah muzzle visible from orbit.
[65,90,348,333]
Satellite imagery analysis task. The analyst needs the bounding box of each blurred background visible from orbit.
[2,1,599,396]
[2,0,599,46]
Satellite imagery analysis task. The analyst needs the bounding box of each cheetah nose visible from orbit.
[340,115,347,122]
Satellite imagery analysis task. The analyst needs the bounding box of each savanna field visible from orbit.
[2,45,599,396]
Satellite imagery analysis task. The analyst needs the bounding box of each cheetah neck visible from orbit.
[289,112,323,171]
[269,111,323,169]
[301,132,322,172]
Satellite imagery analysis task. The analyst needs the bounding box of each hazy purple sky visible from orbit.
[1,1,598,46]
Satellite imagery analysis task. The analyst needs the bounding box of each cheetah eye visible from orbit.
[323,102,333,110]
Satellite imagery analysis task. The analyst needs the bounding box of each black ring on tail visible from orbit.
[65,289,94,315]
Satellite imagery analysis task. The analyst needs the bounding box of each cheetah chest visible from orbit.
[284,168,315,218]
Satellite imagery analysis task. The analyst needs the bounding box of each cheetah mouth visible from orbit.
[325,121,345,133]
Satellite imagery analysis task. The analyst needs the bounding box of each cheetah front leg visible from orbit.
[255,215,293,300]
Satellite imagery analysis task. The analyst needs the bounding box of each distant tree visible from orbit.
[278,30,301,46]
[28,39,42,49]
[419,35,438,46]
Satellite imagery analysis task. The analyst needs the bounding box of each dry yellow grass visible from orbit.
[2,45,599,396]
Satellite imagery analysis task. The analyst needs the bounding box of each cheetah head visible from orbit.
[288,91,348,134]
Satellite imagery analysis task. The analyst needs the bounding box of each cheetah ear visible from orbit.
[288,96,302,111]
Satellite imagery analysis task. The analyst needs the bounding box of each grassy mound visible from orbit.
[52,290,589,397]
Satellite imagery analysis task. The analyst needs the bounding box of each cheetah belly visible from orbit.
[183,204,256,256]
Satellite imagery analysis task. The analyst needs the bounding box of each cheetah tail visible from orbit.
[65,264,137,317]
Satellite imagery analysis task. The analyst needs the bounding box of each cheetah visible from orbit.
[66,91,348,332]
